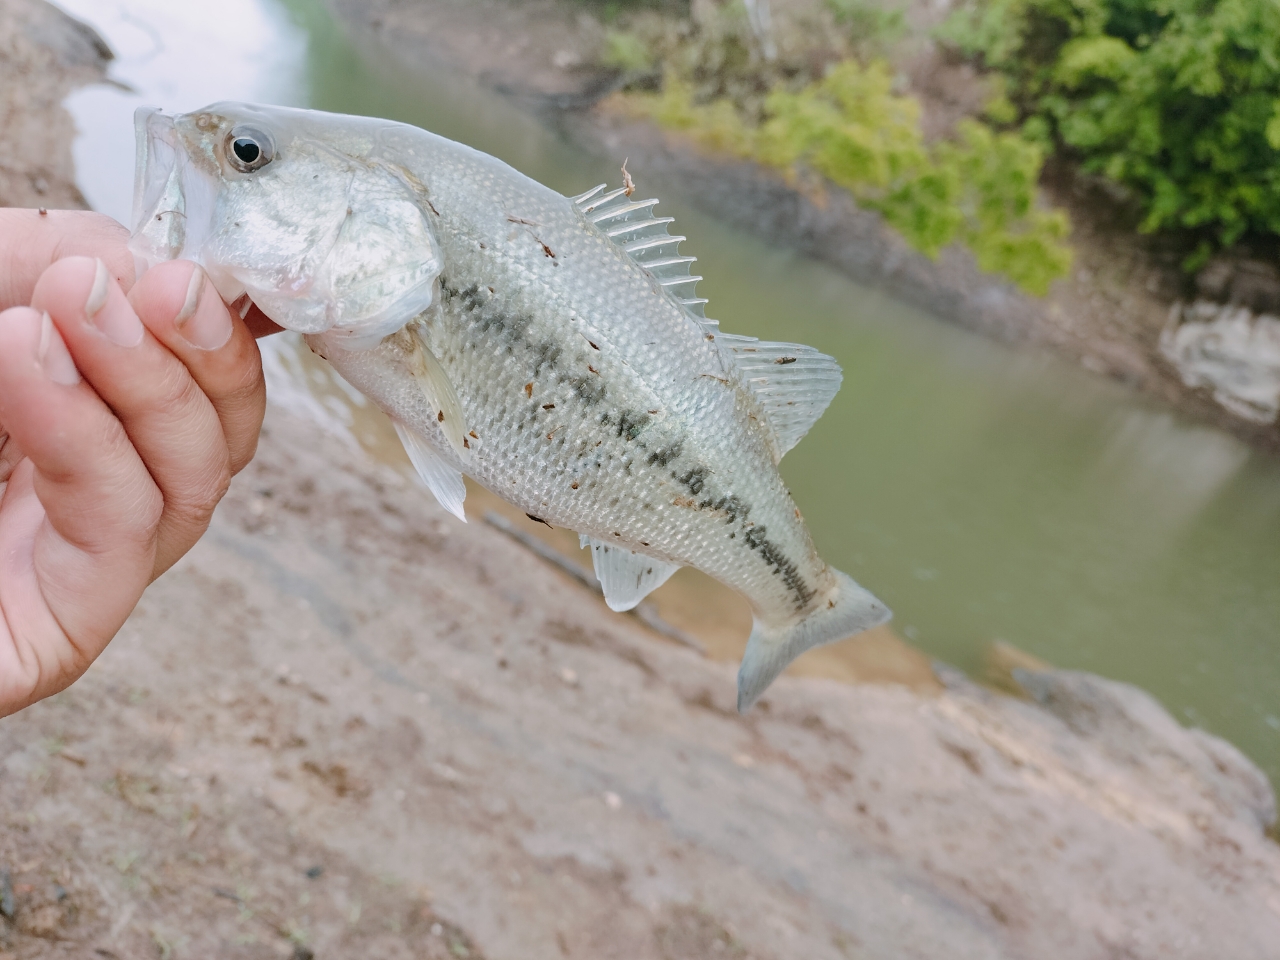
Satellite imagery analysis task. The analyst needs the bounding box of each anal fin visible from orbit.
[584,537,680,612]
[393,419,467,523]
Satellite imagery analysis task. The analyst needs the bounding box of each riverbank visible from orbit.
[0,0,109,209]
[5,399,1280,959]
[327,0,1280,451]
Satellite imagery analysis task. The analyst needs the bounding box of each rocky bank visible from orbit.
[0,0,108,210]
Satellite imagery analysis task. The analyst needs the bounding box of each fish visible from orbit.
[128,101,891,710]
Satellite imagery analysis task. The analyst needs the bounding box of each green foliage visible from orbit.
[940,0,1280,265]
[826,0,907,56]
[602,28,654,72]
[638,73,756,156]
[571,0,688,20]
[624,60,1072,294]
[617,2,777,114]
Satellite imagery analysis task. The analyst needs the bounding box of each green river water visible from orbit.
[60,0,1280,786]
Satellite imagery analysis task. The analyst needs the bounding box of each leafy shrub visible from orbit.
[623,60,1073,294]
[602,28,655,72]
[941,0,1280,266]
[614,2,781,115]
[826,0,907,57]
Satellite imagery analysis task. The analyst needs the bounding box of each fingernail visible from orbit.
[173,263,205,327]
[84,257,109,318]
[39,311,81,386]
[85,258,144,347]
[174,265,232,350]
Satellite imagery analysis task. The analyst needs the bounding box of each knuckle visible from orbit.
[4,620,95,715]
[51,213,133,283]
[229,431,261,477]
[221,350,268,409]
[0,431,17,484]
[132,481,167,540]
[152,361,206,413]
[167,461,233,529]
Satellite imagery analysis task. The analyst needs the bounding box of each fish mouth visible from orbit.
[128,107,221,282]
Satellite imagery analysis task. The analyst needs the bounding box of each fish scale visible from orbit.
[317,171,828,621]
[129,100,891,709]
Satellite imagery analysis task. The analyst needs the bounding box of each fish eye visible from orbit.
[226,125,274,173]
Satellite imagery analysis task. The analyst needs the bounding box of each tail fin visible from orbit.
[737,570,890,712]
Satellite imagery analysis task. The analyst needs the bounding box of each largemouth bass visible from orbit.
[129,102,890,710]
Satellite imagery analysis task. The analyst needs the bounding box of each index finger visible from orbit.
[0,208,285,338]
[0,209,135,310]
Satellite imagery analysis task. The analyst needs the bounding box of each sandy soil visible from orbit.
[3,404,1279,959]
[330,0,1280,451]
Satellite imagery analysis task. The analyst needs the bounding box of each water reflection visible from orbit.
[55,0,307,222]
[55,0,1279,785]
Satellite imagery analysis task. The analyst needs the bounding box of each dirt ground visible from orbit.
[0,0,107,209]
[4,402,1280,960]
[3,2,1280,958]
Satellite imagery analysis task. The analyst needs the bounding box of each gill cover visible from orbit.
[129,103,443,347]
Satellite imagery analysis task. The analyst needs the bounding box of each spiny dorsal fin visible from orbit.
[573,182,841,457]
[573,183,707,317]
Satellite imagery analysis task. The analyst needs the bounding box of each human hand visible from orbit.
[0,209,276,716]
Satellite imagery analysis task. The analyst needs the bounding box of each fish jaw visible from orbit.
[128,102,443,347]
[130,107,226,291]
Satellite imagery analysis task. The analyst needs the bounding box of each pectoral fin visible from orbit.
[393,419,467,523]
[408,325,471,464]
[584,537,680,611]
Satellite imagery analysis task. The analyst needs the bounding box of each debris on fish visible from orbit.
[128,101,891,710]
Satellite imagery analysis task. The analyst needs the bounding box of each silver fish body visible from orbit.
[129,102,890,708]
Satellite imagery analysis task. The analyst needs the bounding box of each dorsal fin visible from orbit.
[713,335,842,458]
[573,182,841,457]
[574,184,707,317]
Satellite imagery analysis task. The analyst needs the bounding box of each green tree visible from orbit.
[942,0,1280,266]
[626,60,1072,294]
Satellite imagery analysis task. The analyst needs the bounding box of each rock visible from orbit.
[983,639,1053,695]
[1160,300,1280,423]
[0,870,13,921]
[0,0,110,208]
[1013,667,1277,833]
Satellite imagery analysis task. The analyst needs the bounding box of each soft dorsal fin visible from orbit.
[573,182,841,459]
[579,534,680,612]
[709,334,842,459]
